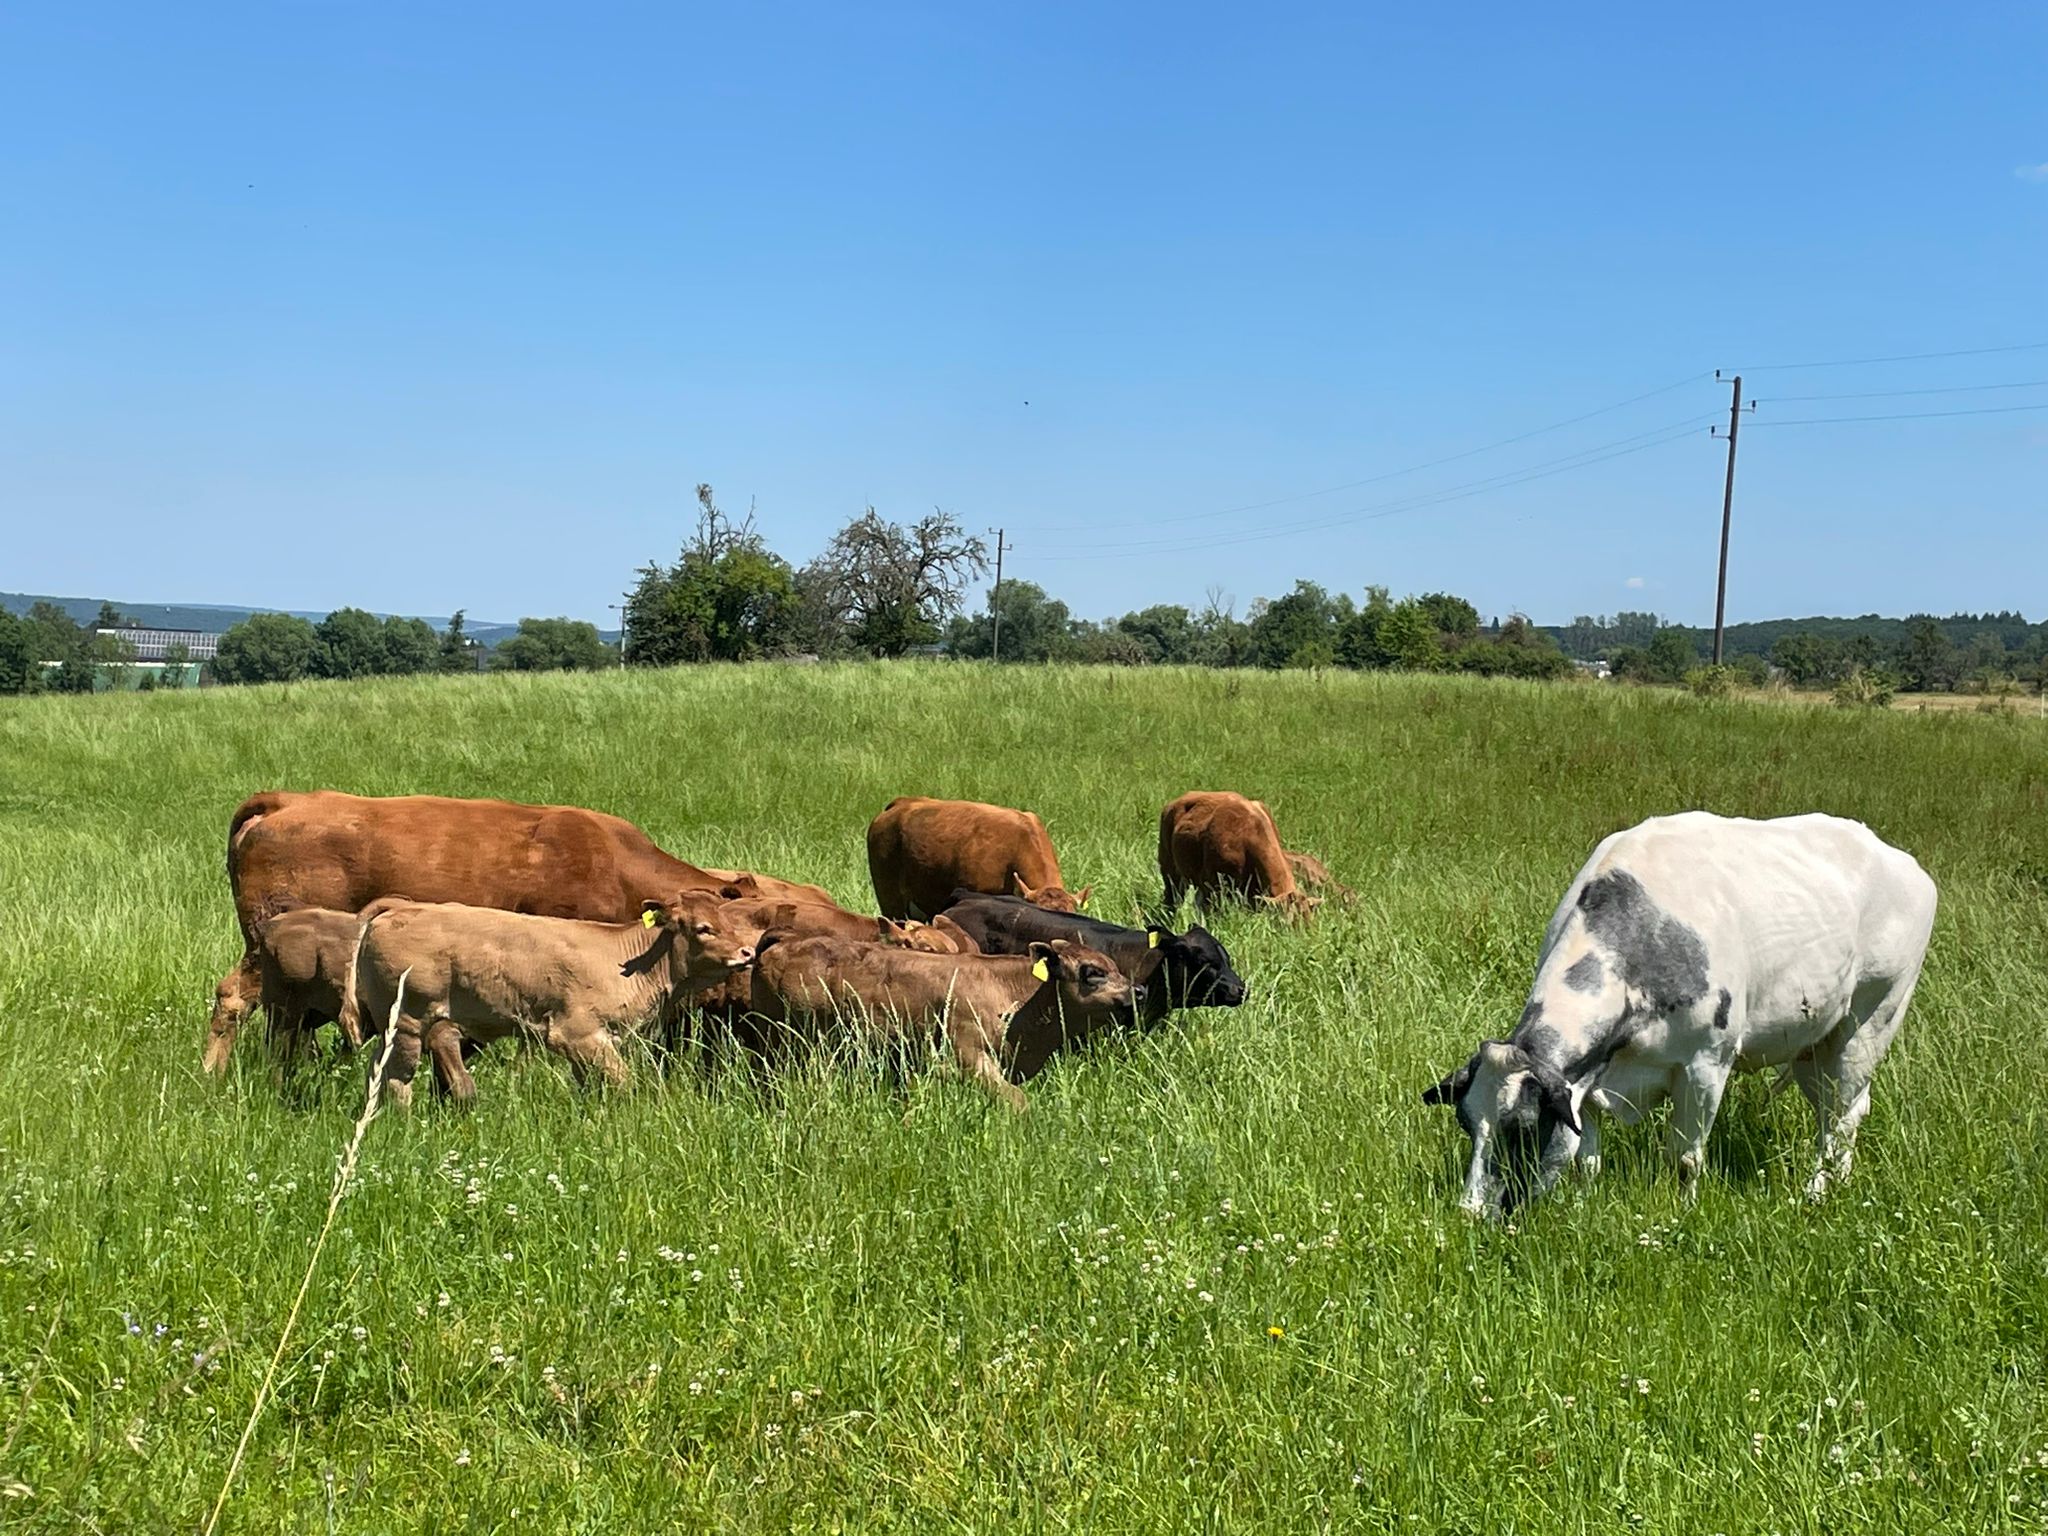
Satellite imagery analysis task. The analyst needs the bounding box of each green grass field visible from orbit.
[3,664,2046,1533]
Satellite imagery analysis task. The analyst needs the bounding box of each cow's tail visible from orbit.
[341,897,408,1049]
[226,791,294,878]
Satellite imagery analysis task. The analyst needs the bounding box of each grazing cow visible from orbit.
[749,933,1139,1109]
[1283,850,1353,903]
[205,907,365,1070]
[1423,812,1937,1217]
[351,890,755,1109]
[1158,791,1319,916]
[866,796,1088,920]
[206,791,745,1074]
[936,891,1246,1023]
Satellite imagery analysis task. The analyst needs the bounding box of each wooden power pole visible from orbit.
[1711,374,1743,665]
[987,528,1011,661]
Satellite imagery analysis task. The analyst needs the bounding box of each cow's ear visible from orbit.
[718,883,747,901]
[1027,940,1060,981]
[1012,873,1037,901]
[1422,1059,1473,1109]
[640,899,670,929]
[1073,885,1093,910]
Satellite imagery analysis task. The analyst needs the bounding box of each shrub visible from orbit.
[1684,664,1737,699]
[1833,668,1898,709]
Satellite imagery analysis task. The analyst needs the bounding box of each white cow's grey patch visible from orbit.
[1576,869,1710,1008]
[1564,952,1605,993]
[1713,987,1733,1031]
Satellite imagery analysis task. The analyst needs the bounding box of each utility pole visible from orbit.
[987,527,1011,661]
[1710,373,1743,665]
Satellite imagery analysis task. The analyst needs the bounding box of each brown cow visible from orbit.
[866,796,1089,920]
[207,791,751,1074]
[1159,791,1321,917]
[351,890,754,1110]
[749,933,1139,1109]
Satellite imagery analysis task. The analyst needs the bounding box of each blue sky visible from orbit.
[3,3,2043,627]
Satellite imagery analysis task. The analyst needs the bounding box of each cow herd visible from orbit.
[200,786,1938,1214]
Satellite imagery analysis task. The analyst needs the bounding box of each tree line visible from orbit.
[620,488,1571,676]
[0,602,616,694]
[1556,609,2048,694]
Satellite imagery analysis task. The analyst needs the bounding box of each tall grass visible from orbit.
[1,663,2045,1532]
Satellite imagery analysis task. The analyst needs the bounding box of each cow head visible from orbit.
[1422,1040,1580,1219]
[202,978,252,1075]
[638,891,756,979]
[1258,889,1322,921]
[1013,874,1091,913]
[1028,939,1140,1021]
[1151,925,1247,1010]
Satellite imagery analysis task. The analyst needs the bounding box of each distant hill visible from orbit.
[0,593,620,648]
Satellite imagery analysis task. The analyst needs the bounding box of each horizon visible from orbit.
[4,5,2044,627]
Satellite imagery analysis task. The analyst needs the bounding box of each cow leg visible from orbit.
[1791,976,1914,1200]
[424,1017,476,1104]
[374,1016,425,1113]
[951,1027,1028,1112]
[553,1017,629,1091]
[1668,1057,1732,1197]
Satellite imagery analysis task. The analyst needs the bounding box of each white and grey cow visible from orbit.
[1424,811,1936,1216]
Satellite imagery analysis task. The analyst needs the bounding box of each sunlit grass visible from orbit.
[1,663,2045,1531]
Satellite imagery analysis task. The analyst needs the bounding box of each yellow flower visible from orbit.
[1267,1326,1285,1339]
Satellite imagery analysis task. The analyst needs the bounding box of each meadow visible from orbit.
[2,663,2046,1533]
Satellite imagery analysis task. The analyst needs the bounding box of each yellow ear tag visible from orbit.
[642,910,658,928]
[1148,930,1160,948]
[1031,958,1050,982]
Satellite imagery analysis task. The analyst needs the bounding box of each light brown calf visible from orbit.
[1159,791,1321,917]
[204,907,364,1074]
[350,891,754,1109]
[749,933,1138,1109]
[866,796,1087,919]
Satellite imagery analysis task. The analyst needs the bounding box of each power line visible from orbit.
[1029,370,1717,533]
[1019,419,1713,562]
[1735,340,2048,373]
[1751,401,2048,427]
[1759,378,2048,403]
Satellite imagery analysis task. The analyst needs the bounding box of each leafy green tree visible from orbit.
[1769,632,1845,688]
[94,601,132,630]
[438,610,479,673]
[1190,589,1252,668]
[1895,618,1959,693]
[1116,605,1198,665]
[1247,581,1350,669]
[1337,586,1396,669]
[24,604,93,693]
[1629,627,1696,684]
[158,640,192,690]
[0,608,33,693]
[1417,592,1480,644]
[800,507,987,657]
[381,616,440,675]
[1378,600,1442,671]
[313,607,389,679]
[490,617,616,672]
[625,486,799,665]
[947,580,1073,662]
[213,613,319,685]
